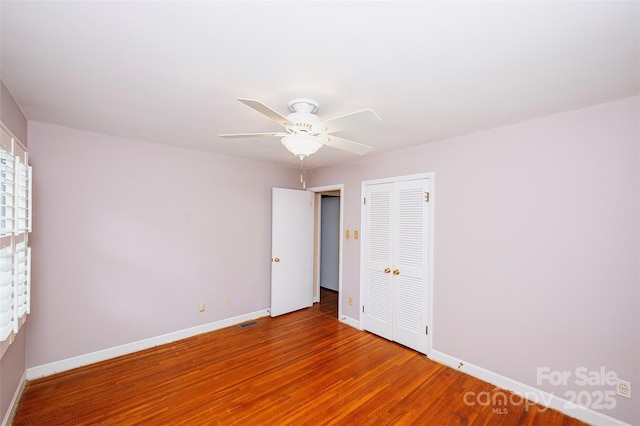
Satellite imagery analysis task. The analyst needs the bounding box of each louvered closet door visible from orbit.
[363,182,393,340]
[392,178,429,354]
[363,177,431,355]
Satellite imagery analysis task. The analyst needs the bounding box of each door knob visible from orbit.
[384,268,391,274]
[273,258,280,263]
[393,269,400,275]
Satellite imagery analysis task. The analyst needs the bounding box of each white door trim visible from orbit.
[308,184,344,322]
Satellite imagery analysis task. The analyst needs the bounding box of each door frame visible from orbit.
[308,184,344,321]
[359,172,435,356]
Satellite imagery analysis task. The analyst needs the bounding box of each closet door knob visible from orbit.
[273,258,280,263]
[384,268,391,274]
[393,269,400,275]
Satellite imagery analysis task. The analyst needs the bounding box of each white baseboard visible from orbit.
[339,314,361,330]
[1,371,26,426]
[26,309,270,380]
[430,350,629,426]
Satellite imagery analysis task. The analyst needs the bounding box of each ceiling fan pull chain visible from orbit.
[300,157,306,189]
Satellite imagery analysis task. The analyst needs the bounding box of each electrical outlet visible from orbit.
[348,297,353,306]
[616,379,631,399]
[198,303,205,312]
[221,297,228,307]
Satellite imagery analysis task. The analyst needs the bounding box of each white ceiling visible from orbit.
[1,1,638,169]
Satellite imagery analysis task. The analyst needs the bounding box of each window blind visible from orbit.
[0,124,31,358]
[0,149,15,236]
[0,239,14,341]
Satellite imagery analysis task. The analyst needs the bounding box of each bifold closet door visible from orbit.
[363,177,430,354]
[362,182,394,341]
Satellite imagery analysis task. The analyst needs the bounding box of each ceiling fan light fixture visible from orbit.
[221,97,377,159]
[281,134,323,159]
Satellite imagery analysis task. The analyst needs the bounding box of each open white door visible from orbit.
[271,187,314,317]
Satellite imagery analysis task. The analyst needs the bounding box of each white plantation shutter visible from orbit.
[0,148,15,236]
[14,144,31,233]
[15,160,31,233]
[15,236,30,318]
[0,238,15,341]
[0,123,31,358]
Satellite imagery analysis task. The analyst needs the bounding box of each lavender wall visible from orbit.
[308,97,639,424]
[26,122,298,368]
[0,82,27,143]
[0,80,28,424]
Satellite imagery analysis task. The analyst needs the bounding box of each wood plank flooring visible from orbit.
[13,308,586,425]
[314,287,338,319]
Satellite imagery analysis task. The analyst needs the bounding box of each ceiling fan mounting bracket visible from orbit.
[288,98,319,114]
[285,99,321,131]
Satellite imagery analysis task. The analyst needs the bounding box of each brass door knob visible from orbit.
[384,268,391,274]
[393,269,400,275]
[273,258,280,263]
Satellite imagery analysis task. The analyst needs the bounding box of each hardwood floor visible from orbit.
[13,308,586,425]
[314,287,338,319]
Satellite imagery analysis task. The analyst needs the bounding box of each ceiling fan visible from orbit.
[220,98,381,159]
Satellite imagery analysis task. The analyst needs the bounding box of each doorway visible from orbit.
[308,184,344,320]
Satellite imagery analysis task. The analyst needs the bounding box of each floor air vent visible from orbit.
[239,321,258,329]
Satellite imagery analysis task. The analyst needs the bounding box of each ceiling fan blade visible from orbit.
[318,109,381,134]
[324,135,372,155]
[237,98,291,126]
[219,132,286,138]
